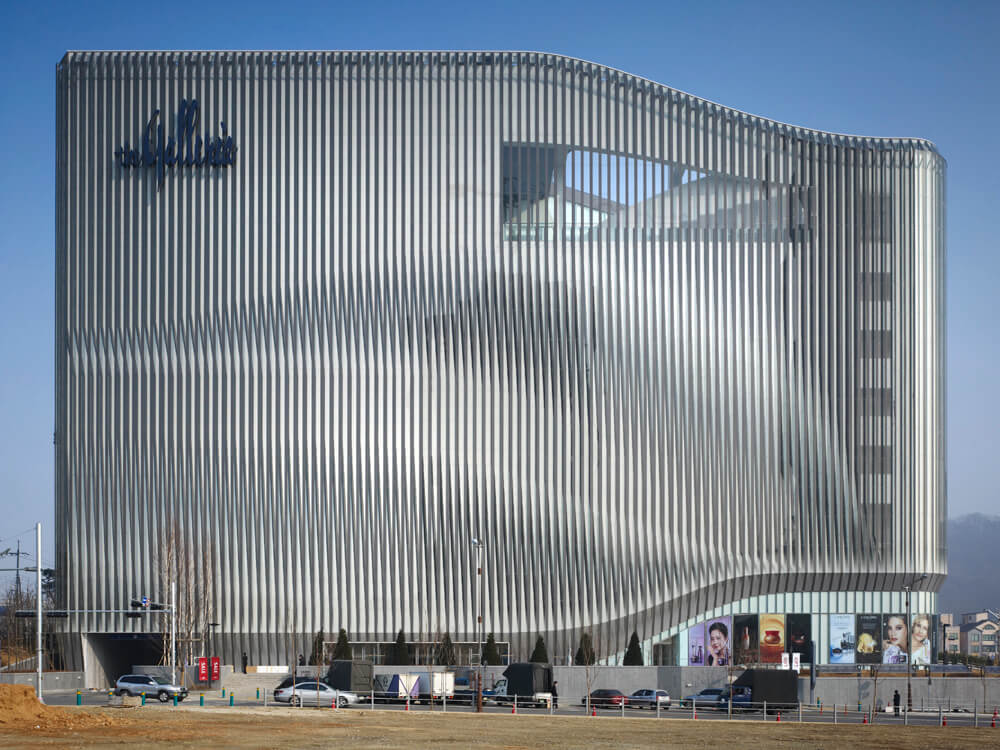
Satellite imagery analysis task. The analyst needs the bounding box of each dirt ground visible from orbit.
[0,687,997,749]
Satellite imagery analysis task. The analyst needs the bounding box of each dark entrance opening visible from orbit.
[86,633,163,686]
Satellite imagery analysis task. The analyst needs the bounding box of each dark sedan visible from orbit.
[581,689,629,708]
[680,687,725,708]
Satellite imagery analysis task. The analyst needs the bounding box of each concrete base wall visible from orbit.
[809,676,1000,711]
[0,671,86,690]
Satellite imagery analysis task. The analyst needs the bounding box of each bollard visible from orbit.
[222,688,226,698]
[776,711,781,722]
[371,691,374,711]
[229,693,234,707]
[863,713,867,724]
[141,692,146,706]
[939,707,942,726]
[904,704,908,726]
[443,693,447,713]
[798,702,802,723]
[257,687,260,700]
[405,696,409,711]
[942,715,947,727]
[692,699,696,720]
[512,695,517,714]
[200,693,204,706]
[834,704,837,725]
[173,694,177,706]
[621,698,625,718]
[76,691,82,706]
[656,699,660,720]
[763,700,767,721]
[332,698,336,710]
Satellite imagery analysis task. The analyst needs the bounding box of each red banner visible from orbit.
[197,657,208,682]
[210,656,221,682]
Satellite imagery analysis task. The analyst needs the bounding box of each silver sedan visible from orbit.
[273,681,359,707]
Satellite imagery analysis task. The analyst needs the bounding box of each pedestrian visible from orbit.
[241,651,248,674]
[893,689,901,715]
[298,654,305,667]
[551,680,559,709]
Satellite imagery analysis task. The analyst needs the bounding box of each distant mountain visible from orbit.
[937,514,1000,615]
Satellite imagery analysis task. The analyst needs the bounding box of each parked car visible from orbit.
[115,674,188,702]
[581,689,629,708]
[717,686,752,712]
[680,687,725,708]
[628,688,670,709]
[273,680,359,707]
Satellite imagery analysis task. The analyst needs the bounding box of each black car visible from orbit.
[581,689,628,708]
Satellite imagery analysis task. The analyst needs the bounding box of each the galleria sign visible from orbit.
[114,99,237,187]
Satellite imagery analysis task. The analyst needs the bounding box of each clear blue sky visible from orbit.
[1,0,997,570]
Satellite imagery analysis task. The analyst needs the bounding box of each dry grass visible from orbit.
[0,705,997,749]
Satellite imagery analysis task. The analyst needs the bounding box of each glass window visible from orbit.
[858,330,893,359]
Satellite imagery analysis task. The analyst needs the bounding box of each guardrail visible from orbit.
[110,686,1000,728]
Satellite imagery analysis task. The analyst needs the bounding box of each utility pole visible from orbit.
[171,580,177,686]
[905,573,928,712]
[472,537,484,712]
[35,524,42,703]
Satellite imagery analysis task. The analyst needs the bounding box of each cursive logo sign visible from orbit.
[114,99,237,187]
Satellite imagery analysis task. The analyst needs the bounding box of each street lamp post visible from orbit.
[207,622,220,689]
[472,537,484,713]
[905,573,929,712]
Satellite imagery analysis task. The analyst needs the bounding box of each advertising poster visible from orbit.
[759,614,785,663]
[882,613,909,664]
[733,614,759,665]
[909,613,933,665]
[829,614,855,664]
[855,614,882,663]
[687,623,706,665]
[706,616,732,666]
[785,613,812,663]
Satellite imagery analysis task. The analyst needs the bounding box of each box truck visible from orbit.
[486,663,553,707]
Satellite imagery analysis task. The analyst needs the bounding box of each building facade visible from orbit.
[55,51,945,677]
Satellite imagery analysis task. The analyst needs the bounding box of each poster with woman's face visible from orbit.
[829,614,855,664]
[733,615,759,665]
[856,614,882,663]
[706,616,732,666]
[759,614,785,664]
[882,615,910,664]
[687,623,705,665]
[785,614,812,662]
[882,614,909,664]
[909,613,932,665]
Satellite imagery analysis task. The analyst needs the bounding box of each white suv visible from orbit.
[115,674,189,702]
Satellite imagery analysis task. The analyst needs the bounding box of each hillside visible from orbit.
[937,514,1000,615]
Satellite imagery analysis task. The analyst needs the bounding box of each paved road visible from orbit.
[41,690,992,728]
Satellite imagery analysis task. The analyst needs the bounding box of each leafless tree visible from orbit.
[156,521,215,674]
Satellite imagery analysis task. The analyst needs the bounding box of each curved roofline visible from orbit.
[58,49,942,157]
